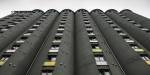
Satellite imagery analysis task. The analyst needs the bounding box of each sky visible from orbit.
[0,0,149,18]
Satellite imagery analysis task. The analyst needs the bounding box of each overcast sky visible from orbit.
[0,0,149,18]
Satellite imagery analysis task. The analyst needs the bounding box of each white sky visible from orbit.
[0,0,149,18]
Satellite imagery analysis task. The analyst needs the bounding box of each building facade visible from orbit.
[0,9,149,75]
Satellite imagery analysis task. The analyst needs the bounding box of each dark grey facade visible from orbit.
[0,9,150,75]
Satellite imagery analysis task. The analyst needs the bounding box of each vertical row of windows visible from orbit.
[41,13,68,75]
[82,12,111,75]
[119,14,150,33]
[0,13,49,66]
[99,12,150,65]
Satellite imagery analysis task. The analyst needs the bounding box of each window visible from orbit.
[5,49,16,53]
[122,35,130,39]
[95,56,108,65]
[35,22,41,25]
[99,69,111,75]
[20,36,28,40]
[105,19,111,22]
[55,33,63,36]
[14,21,20,24]
[89,36,96,39]
[89,39,98,43]
[84,20,90,23]
[57,28,64,31]
[60,22,65,25]
[113,28,121,31]
[92,46,102,53]
[86,28,93,31]
[110,24,117,28]
[124,38,134,43]
[43,61,56,67]
[52,40,61,43]
[54,36,62,40]
[32,26,38,28]
[84,22,90,24]
[106,20,113,23]
[1,29,8,32]
[83,19,89,21]
[85,25,91,28]
[125,18,130,20]
[0,57,9,66]
[62,17,67,19]
[141,56,150,65]
[128,20,135,23]
[49,45,59,53]
[83,16,88,18]
[119,33,127,36]
[141,28,149,31]
[57,29,63,33]
[29,28,36,31]
[61,19,66,21]
[134,24,141,27]
[59,24,65,28]
[8,24,15,27]
[59,24,64,27]
[131,45,144,52]
[42,72,52,75]
[88,33,95,36]
[132,22,137,24]
[33,24,40,27]
[42,70,53,75]
[16,40,25,44]
[23,33,31,36]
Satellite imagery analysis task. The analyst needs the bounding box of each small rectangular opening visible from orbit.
[98,69,111,75]
[26,30,34,33]
[84,22,90,24]
[89,36,96,39]
[60,22,65,25]
[1,29,8,32]
[35,22,41,25]
[113,28,121,31]
[124,38,134,43]
[0,57,9,66]
[57,30,63,33]
[20,36,28,40]
[129,43,137,47]
[119,32,127,36]
[85,25,92,28]
[29,28,36,31]
[89,38,98,43]
[141,55,150,65]
[95,56,108,66]
[62,16,67,18]
[16,40,25,44]
[91,43,99,48]
[23,33,31,36]
[41,70,53,75]
[86,28,93,31]
[61,19,66,21]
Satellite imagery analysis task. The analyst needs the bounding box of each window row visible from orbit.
[82,13,111,75]
[42,15,67,75]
